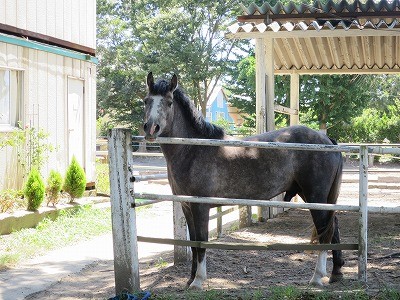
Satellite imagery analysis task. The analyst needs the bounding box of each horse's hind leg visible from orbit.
[329,215,345,283]
[309,209,332,286]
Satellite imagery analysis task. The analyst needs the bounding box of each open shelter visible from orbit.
[227,0,400,133]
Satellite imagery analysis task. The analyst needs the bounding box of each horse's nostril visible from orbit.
[143,123,148,131]
[154,124,160,133]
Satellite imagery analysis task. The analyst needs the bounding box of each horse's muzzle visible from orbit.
[143,122,160,141]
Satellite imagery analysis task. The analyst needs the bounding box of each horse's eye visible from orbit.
[167,101,173,107]
[144,98,148,105]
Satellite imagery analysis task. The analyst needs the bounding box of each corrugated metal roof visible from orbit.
[227,0,400,74]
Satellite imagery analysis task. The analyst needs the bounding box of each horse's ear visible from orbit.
[147,72,154,93]
[170,74,178,92]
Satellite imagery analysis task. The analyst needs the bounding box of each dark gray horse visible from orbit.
[143,72,344,289]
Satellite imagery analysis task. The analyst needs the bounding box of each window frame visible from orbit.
[0,67,23,132]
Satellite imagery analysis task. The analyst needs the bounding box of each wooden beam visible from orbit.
[275,66,400,75]
[137,236,359,251]
[255,38,267,134]
[237,11,400,23]
[0,22,95,56]
[290,72,300,125]
[274,104,298,116]
[358,146,369,283]
[265,37,275,132]
[226,28,400,40]
[255,38,267,224]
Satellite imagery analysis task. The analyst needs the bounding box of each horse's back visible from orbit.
[244,125,333,145]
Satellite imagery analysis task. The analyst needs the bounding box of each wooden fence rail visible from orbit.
[108,129,400,294]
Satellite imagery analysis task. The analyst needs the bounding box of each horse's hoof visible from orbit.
[329,273,343,283]
[309,279,324,287]
[188,282,203,290]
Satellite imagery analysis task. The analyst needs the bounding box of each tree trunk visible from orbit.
[319,121,327,134]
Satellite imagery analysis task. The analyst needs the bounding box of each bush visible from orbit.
[24,168,45,211]
[63,156,86,202]
[46,170,63,206]
[0,189,25,213]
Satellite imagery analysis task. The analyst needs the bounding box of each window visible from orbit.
[206,111,212,122]
[216,112,225,120]
[217,95,224,108]
[0,68,22,130]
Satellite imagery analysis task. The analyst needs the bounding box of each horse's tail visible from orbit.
[311,139,343,244]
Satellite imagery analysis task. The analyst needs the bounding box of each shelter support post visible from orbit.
[290,72,300,126]
[358,145,368,283]
[108,128,140,294]
[256,37,281,220]
[254,37,268,223]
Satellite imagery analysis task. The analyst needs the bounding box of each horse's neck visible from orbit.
[161,107,221,161]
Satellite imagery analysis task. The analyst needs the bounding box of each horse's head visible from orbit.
[143,72,178,141]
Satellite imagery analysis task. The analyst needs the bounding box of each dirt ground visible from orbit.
[25,161,400,299]
[26,208,400,298]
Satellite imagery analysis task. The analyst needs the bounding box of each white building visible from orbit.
[0,1,97,190]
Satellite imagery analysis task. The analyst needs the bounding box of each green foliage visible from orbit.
[0,205,112,268]
[96,117,114,137]
[378,287,400,300]
[63,156,86,202]
[46,170,63,206]
[269,286,302,300]
[0,124,54,177]
[95,159,110,195]
[0,189,25,213]
[332,99,400,143]
[96,0,248,132]
[24,168,45,211]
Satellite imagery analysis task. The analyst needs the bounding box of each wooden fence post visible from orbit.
[108,128,140,294]
[239,205,252,228]
[358,145,368,283]
[173,201,190,263]
[217,207,223,238]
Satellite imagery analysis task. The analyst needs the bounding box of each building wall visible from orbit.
[206,90,234,124]
[0,41,96,190]
[0,0,96,49]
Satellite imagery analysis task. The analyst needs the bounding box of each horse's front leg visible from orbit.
[182,203,210,290]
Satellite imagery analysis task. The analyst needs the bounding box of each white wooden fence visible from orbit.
[108,128,400,294]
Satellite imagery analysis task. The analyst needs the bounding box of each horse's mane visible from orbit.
[153,79,225,139]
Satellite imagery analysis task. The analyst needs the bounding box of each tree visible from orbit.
[226,52,374,135]
[96,0,147,133]
[299,74,373,133]
[96,0,247,132]
[331,75,400,143]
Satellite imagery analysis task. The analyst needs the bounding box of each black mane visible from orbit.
[153,79,225,139]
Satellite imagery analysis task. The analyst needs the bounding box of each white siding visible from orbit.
[0,43,96,190]
[0,0,96,49]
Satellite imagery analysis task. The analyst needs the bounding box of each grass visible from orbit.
[0,204,112,269]
[147,286,400,300]
[96,160,110,195]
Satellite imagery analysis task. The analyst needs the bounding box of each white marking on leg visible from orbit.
[309,250,327,286]
[189,255,207,290]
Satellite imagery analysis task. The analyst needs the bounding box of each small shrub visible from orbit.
[24,168,45,211]
[0,189,24,213]
[63,156,86,202]
[46,170,63,206]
